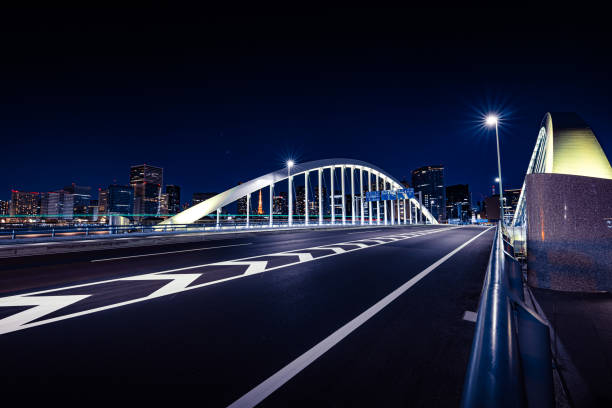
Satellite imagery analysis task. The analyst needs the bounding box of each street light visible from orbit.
[486,115,505,225]
[287,160,294,226]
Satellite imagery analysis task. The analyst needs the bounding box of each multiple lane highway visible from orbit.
[0,225,494,406]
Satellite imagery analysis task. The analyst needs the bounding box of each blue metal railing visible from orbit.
[461,223,554,408]
[0,218,414,241]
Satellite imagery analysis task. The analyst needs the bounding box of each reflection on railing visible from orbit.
[0,217,416,241]
[461,222,553,408]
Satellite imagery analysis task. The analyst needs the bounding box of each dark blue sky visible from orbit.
[2,7,611,205]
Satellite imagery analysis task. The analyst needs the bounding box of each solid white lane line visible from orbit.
[90,243,252,262]
[226,227,493,408]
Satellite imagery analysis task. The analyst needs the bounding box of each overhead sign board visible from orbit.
[365,191,380,202]
[381,190,396,201]
[366,188,414,201]
[396,188,415,200]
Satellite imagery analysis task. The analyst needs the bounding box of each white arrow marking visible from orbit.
[210,261,268,275]
[0,294,90,335]
[267,253,315,263]
[311,246,346,254]
[121,273,202,298]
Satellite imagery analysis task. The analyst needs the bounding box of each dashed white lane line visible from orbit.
[463,310,478,322]
[226,227,493,408]
[90,243,252,262]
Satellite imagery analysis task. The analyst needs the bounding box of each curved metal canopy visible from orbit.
[512,112,612,226]
[160,158,437,225]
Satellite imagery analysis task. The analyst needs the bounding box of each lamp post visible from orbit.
[486,115,505,225]
[287,160,294,226]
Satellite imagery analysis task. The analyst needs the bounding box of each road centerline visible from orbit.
[90,242,253,262]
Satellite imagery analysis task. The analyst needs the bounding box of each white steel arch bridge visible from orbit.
[160,158,437,228]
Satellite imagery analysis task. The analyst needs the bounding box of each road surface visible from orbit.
[0,225,493,406]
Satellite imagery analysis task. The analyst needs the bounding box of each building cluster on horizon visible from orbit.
[1,164,183,224]
[0,161,522,225]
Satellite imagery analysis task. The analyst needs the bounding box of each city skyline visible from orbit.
[3,8,612,208]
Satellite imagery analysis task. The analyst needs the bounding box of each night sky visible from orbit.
[2,7,611,206]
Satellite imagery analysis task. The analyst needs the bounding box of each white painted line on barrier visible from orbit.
[227,227,494,408]
[91,243,252,262]
[463,310,478,323]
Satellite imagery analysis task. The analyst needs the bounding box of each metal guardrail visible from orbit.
[461,223,554,408]
[0,219,419,241]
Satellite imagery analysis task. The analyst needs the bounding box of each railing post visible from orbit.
[383,178,388,225]
[330,165,335,225]
[418,191,423,224]
[288,176,292,227]
[52,228,55,238]
[246,193,251,228]
[269,183,274,227]
[375,173,380,225]
[351,166,355,225]
[318,169,323,226]
[341,165,346,225]
[360,167,365,225]
[304,171,309,226]
[368,170,373,225]
[12,229,15,240]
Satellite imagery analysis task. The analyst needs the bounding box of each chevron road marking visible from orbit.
[0,227,454,336]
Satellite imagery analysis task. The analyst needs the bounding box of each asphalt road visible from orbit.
[0,225,493,406]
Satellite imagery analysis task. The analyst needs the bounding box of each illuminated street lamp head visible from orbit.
[287,160,294,168]
[485,115,498,126]
[495,177,500,182]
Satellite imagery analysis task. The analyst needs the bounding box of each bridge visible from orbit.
[0,127,610,406]
[161,158,438,227]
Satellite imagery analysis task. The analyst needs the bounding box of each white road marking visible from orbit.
[0,227,455,336]
[227,227,493,408]
[122,273,202,298]
[90,243,252,262]
[463,310,478,322]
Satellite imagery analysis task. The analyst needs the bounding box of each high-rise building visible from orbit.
[237,195,247,216]
[411,165,446,222]
[98,188,109,215]
[9,190,40,217]
[504,188,522,219]
[41,191,74,220]
[310,187,326,216]
[192,192,217,206]
[88,199,99,221]
[446,184,471,221]
[0,200,9,216]
[130,164,163,218]
[107,184,134,215]
[272,192,287,215]
[296,186,306,216]
[63,183,91,217]
[165,185,181,215]
[160,193,169,215]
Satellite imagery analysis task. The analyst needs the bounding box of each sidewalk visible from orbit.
[530,287,612,407]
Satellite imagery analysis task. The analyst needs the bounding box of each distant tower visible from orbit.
[257,189,264,215]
